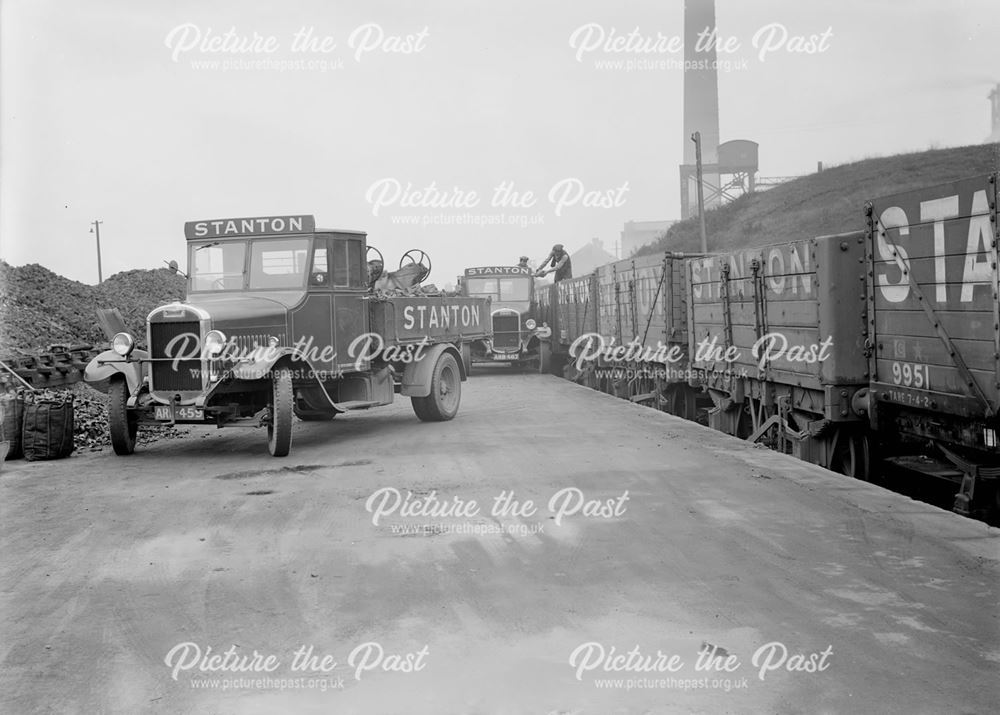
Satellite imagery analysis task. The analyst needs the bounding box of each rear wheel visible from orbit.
[412,353,461,421]
[108,378,137,455]
[267,367,293,456]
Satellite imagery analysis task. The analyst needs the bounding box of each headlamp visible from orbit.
[111,332,135,357]
[204,330,227,357]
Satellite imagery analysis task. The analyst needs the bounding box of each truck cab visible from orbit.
[85,215,489,457]
[460,266,550,369]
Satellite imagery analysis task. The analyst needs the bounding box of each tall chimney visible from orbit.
[683,0,720,166]
[681,0,721,217]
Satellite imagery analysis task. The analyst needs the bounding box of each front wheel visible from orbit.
[108,378,137,455]
[411,353,461,421]
[267,367,294,456]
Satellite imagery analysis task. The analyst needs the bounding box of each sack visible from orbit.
[22,398,75,461]
[0,394,25,460]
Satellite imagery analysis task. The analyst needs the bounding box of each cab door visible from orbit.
[327,234,370,372]
[290,238,336,374]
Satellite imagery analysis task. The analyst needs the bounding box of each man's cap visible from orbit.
[552,243,564,251]
[519,255,529,261]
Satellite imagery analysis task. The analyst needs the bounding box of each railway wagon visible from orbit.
[863,173,1000,516]
[589,253,700,415]
[541,273,597,374]
[687,232,871,476]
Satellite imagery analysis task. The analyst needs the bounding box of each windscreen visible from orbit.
[190,241,247,291]
[465,277,531,302]
[249,238,311,290]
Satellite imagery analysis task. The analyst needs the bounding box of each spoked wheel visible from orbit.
[108,378,137,455]
[412,352,461,421]
[366,245,385,285]
[829,427,871,481]
[267,367,294,456]
[399,249,432,283]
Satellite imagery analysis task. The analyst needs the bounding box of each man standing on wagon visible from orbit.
[536,244,572,282]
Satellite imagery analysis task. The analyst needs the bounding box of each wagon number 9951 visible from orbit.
[891,361,929,389]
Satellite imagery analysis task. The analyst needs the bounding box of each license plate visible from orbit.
[492,353,516,361]
[154,405,204,421]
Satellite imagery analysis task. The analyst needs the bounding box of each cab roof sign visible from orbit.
[184,215,315,240]
[464,266,533,276]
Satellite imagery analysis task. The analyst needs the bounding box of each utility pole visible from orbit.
[90,220,104,283]
[691,132,708,253]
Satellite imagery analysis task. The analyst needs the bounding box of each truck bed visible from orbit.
[369,295,492,345]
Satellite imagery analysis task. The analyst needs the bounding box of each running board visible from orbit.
[334,400,382,411]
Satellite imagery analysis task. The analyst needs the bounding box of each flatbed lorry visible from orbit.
[84,215,490,456]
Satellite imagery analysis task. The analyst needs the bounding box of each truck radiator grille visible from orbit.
[150,321,202,392]
[492,314,521,349]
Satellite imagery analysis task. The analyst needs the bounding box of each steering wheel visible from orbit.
[400,249,432,283]
[366,245,385,283]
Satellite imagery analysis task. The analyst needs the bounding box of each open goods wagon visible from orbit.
[863,173,1000,516]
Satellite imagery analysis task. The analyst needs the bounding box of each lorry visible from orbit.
[459,265,551,370]
[84,215,491,457]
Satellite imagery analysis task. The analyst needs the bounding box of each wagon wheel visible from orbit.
[829,427,871,481]
[400,249,432,283]
[366,245,385,284]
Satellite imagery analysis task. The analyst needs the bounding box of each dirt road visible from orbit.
[2,371,997,714]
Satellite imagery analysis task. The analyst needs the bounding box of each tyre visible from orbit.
[538,342,552,374]
[108,378,137,455]
[411,352,461,421]
[267,367,294,456]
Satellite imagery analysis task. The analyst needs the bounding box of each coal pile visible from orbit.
[0,262,186,353]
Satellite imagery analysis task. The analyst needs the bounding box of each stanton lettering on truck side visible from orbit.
[402,303,483,331]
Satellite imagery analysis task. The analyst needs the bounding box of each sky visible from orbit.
[1,0,997,288]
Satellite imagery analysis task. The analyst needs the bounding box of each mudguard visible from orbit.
[83,349,149,395]
[221,348,345,414]
[400,343,466,397]
[228,346,300,381]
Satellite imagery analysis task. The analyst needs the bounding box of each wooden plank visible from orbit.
[873,335,996,372]
[871,277,995,311]
[874,309,995,342]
